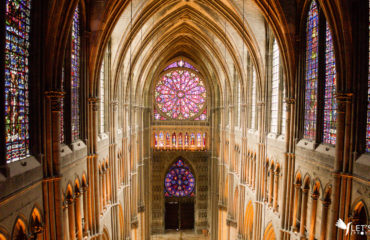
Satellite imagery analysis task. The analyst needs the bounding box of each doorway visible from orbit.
[165,199,194,230]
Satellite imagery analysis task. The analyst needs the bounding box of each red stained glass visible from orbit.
[164,159,195,197]
[155,69,206,120]
[71,6,80,141]
[323,24,337,145]
[304,0,319,141]
[5,0,32,162]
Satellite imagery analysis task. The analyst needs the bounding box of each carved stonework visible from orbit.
[45,91,64,112]
[88,97,99,111]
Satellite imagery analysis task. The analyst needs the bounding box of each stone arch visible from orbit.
[244,201,254,240]
[352,200,368,226]
[233,187,239,219]
[0,226,9,240]
[263,222,276,240]
[118,204,125,239]
[312,179,321,196]
[303,174,311,189]
[29,206,43,237]
[102,227,110,240]
[11,216,27,240]
[295,171,302,185]
[0,233,6,240]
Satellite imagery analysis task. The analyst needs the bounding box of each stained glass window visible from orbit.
[281,87,287,135]
[303,0,319,141]
[367,0,370,152]
[164,159,195,197]
[197,133,202,147]
[172,132,176,146]
[323,24,337,145]
[271,39,280,133]
[155,69,207,120]
[60,66,65,143]
[99,59,105,134]
[251,68,257,129]
[178,133,183,146]
[5,0,32,162]
[71,6,80,141]
[164,59,198,72]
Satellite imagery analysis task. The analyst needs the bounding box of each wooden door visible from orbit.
[165,201,179,229]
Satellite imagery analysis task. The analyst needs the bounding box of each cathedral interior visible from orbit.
[0,0,370,239]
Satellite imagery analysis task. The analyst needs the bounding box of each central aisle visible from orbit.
[151,230,209,240]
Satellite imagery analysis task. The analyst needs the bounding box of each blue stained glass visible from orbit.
[155,70,206,120]
[367,0,370,152]
[71,6,80,141]
[323,24,337,145]
[304,0,319,141]
[5,0,32,162]
[164,159,195,197]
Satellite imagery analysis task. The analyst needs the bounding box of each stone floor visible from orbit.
[151,230,209,240]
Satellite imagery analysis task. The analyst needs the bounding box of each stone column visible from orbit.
[99,168,103,214]
[82,185,89,237]
[320,199,331,240]
[268,166,274,206]
[63,202,70,240]
[292,183,302,232]
[329,94,350,239]
[273,169,279,211]
[67,196,76,240]
[74,189,83,240]
[309,193,319,240]
[300,187,309,239]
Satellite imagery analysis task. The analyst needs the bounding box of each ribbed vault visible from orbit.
[98,0,273,107]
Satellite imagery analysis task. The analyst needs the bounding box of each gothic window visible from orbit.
[367,0,370,152]
[154,59,207,120]
[172,132,176,146]
[197,133,202,147]
[71,6,80,142]
[323,24,337,145]
[281,87,287,135]
[251,67,257,129]
[271,39,280,133]
[99,58,105,134]
[164,159,195,197]
[304,0,319,141]
[303,0,337,145]
[60,66,65,143]
[5,0,32,162]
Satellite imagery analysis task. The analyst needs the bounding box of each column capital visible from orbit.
[335,92,352,102]
[45,91,65,112]
[284,97,296,104]
[311,192,319,200]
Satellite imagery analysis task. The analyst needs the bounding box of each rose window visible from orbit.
[154,69,207,120]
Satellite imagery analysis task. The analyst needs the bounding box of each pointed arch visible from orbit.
[263,222,276,240]
[11,217,27,240]
[244,201,254,240]
[352,200,368,226]
[29,206,43,236]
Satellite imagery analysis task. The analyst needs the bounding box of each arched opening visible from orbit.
[164,158,196,230]
[30,208,43,240]
[12,218,27,240]
[350,201,368,240]
[263,222,276,240]
[244,201,254,240]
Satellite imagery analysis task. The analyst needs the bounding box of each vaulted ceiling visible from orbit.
[100,0,271,106]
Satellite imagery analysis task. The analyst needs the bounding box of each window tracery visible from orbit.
[164,159,195,197]
[271,39,280,133]
[154,69,206,120]
[5,0,32,162]
[71,6,80,141]
[304,0,319,141]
